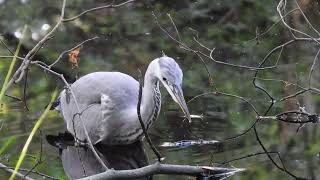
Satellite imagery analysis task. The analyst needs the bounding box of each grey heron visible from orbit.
[56,56,191,145]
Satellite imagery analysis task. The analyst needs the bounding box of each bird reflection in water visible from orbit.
[47,132,150,180]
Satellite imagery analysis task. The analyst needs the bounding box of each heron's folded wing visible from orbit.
[96,94,119,143]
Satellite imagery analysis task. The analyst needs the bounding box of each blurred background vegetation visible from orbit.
[0,0,320,179]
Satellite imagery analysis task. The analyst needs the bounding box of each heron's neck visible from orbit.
[140,70,161,129]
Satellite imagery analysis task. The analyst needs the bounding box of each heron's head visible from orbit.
[155,56,191,122]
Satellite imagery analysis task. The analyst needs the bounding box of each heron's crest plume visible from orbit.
[157,56,183,85]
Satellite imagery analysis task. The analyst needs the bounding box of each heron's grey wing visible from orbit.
[63,103,104,143]
[59,72,139,144]
[63,72,139,107]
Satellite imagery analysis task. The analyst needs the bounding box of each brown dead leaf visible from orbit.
[68,47,81,69]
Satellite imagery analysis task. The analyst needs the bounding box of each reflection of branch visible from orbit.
[79,162,244,180]
[253,126,302,179]
[63,0,135,22]
[188,85,316,179]
[219,151,280,165]
[188,91,259,115]
[308,48,320,88]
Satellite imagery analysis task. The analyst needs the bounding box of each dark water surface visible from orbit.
[1,94,319,179]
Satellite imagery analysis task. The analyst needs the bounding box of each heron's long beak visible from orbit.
[165,83,192,122]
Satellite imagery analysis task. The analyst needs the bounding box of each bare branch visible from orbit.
[79,162,244,180]
[308,48,320,87]
[0,162,34,180]
[277,0,320,44]
[294,0,320,37]
[152,12,276,71]
[4,0,66,93]
[48,36,99,68]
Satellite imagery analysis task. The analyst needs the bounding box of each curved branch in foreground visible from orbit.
[79,162,244,180]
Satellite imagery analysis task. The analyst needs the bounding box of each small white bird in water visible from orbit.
[55,56,191,145]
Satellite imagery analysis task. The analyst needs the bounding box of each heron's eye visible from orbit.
[162,77,167,81]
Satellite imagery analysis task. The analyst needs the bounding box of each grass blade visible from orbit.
[0,136,17,155]
[0,25,28,106]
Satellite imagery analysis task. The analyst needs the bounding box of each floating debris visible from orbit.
[180,114,204,122]
[180,114,204,119]
[160,139,219,148]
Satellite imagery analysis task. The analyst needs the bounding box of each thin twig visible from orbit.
[48,36,99,68]
[152,12,278,71]
[0,38,15,55]
[277,0,320,45]
[0,55,25,60]
[0,164,58,179]
[0,162,33,180]
[167,13,182,43]
[308,48,320,87]
[294,0,320,37]
[23,68,29,111]
[244,8,299,43]
[63,0,135,22]
[4,0,66,92]
[219,151,280,165]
